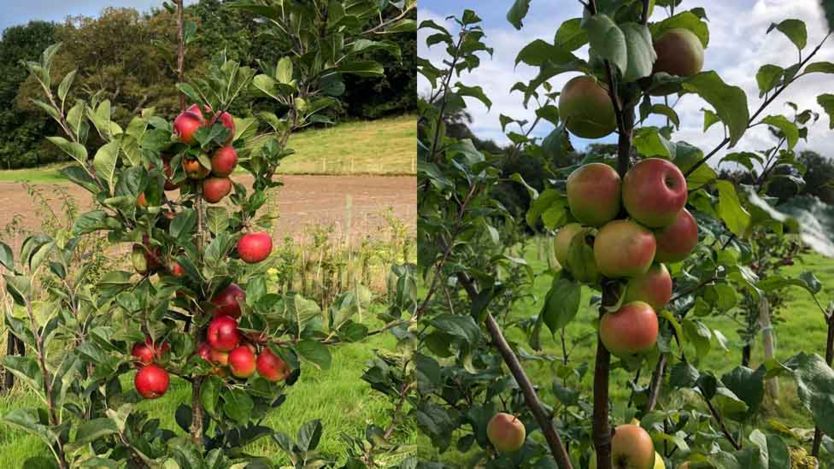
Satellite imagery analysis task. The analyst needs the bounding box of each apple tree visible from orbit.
[0,0,414,466]
[416,1,834,468]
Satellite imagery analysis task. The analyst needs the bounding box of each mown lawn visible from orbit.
[0,115,416,183]
[0,306,416,465]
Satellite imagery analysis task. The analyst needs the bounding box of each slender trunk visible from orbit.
[644,354,667,413]
[758,297,778,398]
[811,311,834,457]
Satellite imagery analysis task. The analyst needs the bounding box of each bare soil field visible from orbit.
[0,175,416,249]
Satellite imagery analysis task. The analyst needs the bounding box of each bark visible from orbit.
[759,297,778,398]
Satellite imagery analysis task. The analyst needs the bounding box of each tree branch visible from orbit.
[457,273,573,468]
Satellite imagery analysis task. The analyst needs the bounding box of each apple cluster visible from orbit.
[131,338,171,399]
[198,283,291,382]
[174,104,238,204]
[555,158,698,358]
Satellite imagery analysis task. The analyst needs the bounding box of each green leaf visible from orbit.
[721,366,765,418]
[222,388,254,425]
[584,14,627,75]
[46,137,87,165]
[804,61,834,75]
[683,319,711,359]
[785,352,834,436]
[455,84,492,110]
[338,59,384,77]
[761,115,799,150]
[755,64,783,97]
[429,314,480,344]
[72,418,119,446]
[651,11,709,47]
[506,0,531,30]
[58,70,77,104]
[633,127,674,158]
[93,140,120,192]
[515,39,575,67]
[621,22,656,82]
[3,408,58,447]
[296,419,323,452]
[201,376,222,416]
[716,180,751,237]
[296,339,332,370]
[555,18,588,51]
[649,104,680,128]
[276,57,293,84]
[682,72,749,146]
[541,276,581,333]
[818,94,834,129]
[0,242,12,270]
[768,19,807,51]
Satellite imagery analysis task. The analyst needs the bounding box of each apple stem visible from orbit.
[457,272,574,469]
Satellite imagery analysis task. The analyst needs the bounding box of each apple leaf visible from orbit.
[716,180,751,237]
[761,115,799,150]
[755,64,783,97]
[506,0,531,30]
[768,19,807,51]
[541,275,581,334]
[555,18,588,51]
[584,14,627,75]
[785,352,834,435]
[621,22,657,82]
[683,72,749,146]
[818,94,834,129]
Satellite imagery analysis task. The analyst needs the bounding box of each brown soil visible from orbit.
[0,175,416,249]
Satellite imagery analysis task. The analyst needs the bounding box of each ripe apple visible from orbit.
[202,177,232,203]
[197,342,212,362]
[169,261,185,278]
[237,232,273,264]
[566,163,621,226]
[183,157,210,180]
[624,264,672,311]
[554,223,582,267]
[209,348,229,366]
[131,342,154,366]
[228,346,256,378]
[559,76,617,139]
[600,301,659,357]
[173,110,205,144]
[593,220,656,278]
[654,208,698,263]
[134,364,170,399]
[207,316,240,352]
[215,111,236,143]
[257,348,290,382]
[653,28,704,77]
[211,283,246,319]
[611,424,655,469]
[186,103,204,119]
[622,158,687,228]
[486,412,526,453]
[211,146,238,177]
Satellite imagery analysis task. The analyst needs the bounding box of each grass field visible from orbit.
[0,115,416,183]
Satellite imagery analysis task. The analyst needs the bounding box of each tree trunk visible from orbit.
[811,311,834,457]
[759,297,778,398]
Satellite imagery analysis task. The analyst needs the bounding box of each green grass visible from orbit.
[0,115,416,183]
[0,307,415,465]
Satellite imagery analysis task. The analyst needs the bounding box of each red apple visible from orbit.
[131,342,154,366]
[186,104,204,119]
[197,342,212,362]
[566,163,621,226]
[593,220,656,278]
[600,301,659,357]
[173,110,204,144]
[207,316,240,352]
[136,192,148,208]
[183,158,210,180]
[237,232,273,264]
[622,158,687,228]
[211,283,246,319]
[486,412,526,453]
[611,424,656,468]
[169,261,185,278]
[256,348,290,382]
[211,146,238,177]
[654,208,698,263]
[554,223,583,267]
[624,264,673,311]
[202,177,232,203]
[215,111,235,143]
[228,346,256,378]
[134,364,170,399]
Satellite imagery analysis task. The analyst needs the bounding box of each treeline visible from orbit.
[0,0,415,168]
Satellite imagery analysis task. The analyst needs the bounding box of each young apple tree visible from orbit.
[417,1,834,468]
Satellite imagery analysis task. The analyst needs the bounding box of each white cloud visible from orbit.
[419,0,834,159]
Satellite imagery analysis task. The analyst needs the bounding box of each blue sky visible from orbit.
[419,0,834,154]
[0,0,197,33]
